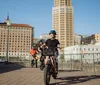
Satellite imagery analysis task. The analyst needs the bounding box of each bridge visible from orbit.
[0,62,100,85]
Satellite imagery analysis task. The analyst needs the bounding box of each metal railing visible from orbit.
[58,53,100,72]
[0,54,41,66]
[0,53,100,72]
[0,55,32,66]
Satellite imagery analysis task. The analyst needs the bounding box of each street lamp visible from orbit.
[6,20,11,63]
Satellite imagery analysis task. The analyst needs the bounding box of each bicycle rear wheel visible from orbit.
[52,73,57,79]
[35,59,38,68]
[31,60,34,67]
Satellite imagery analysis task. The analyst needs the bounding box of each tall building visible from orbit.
[52,0,74,48]
[0,19,34,58]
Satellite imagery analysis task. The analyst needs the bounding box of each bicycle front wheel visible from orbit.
[44,65,51,85]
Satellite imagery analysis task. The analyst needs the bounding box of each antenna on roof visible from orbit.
[7,12,9,20]
[4,12,11,25]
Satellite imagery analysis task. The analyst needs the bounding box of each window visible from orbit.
[96,48,98,51]
[84,48,86,50]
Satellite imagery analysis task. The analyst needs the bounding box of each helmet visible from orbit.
[38,39,45,43]
[49,30,56,35]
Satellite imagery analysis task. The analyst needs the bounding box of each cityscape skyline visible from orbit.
[0,0,100,37]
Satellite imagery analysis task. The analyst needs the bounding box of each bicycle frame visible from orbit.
[46,56,56,73]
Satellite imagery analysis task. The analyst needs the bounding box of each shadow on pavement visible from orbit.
[0,62,25,74]
[50,75,100,85]
[58,70,81,72]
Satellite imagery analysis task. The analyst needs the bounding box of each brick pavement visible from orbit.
[0,64,100,85]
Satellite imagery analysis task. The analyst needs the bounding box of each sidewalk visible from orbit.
[0,64,100,85]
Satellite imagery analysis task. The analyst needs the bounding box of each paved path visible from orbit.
[0,64,100,85]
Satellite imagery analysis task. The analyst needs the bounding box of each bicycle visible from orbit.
[40,55,45,70]
[31,56,38,68]
[39,46,46,70]
[43,48,58,85]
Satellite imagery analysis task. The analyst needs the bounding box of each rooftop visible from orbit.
[0,23,33,28]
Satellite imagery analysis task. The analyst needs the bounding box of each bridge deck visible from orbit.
[0,64,100,85]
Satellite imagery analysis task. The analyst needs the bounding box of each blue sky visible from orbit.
[0,0,100,37]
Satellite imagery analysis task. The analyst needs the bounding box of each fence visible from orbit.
[0,54,41,66]
[0,55,31,66]
[0,53,100,72]
[58,53,100,72]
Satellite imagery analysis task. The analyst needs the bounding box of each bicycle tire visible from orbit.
[35,59,38,68]
[44,65,50,85]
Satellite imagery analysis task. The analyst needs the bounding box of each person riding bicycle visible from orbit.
[30,46,38,67]
[38,39,46,70]
[38,39,45,55]
[44,30,60,73]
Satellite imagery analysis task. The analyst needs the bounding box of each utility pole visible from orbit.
[5,13,11,63]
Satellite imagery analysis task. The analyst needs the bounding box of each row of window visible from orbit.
[0,31,31,34]
[0,50,30,52]
[72,48,99,51]
[0,26,30,30]
[0,41,31,44]
[53,11,72,14]
[53,18,72,20]
[0,35,31,38]
[0,53,29,56]
[55,2,71,6]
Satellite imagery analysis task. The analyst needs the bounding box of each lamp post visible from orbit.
[6,20,11,63]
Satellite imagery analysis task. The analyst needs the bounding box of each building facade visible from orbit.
[0,23,34,58]
[74,34,89,45]
[74,34,82,45]
[95,42,100,46]
[52,0,74,48]
[83,34,100,45]
[64,45,100,63]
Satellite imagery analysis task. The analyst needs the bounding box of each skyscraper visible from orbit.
[52,0,74,48]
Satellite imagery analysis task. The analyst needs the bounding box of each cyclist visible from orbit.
[44,30,60,73]
[38,39,46,70]
[30,46,38,67]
